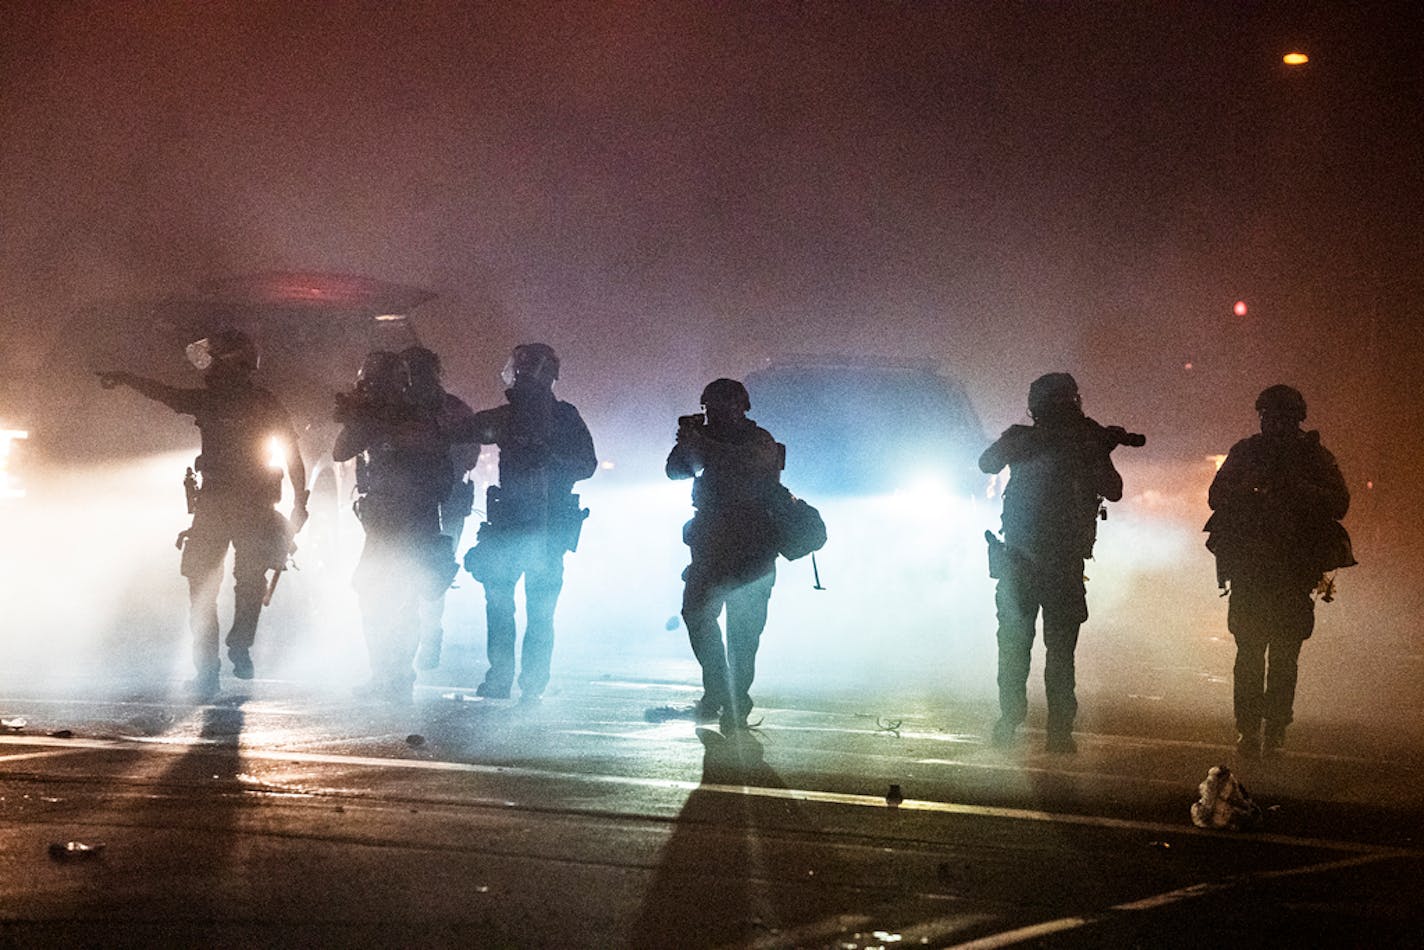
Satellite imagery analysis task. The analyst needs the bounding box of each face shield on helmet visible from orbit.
[187,330,259,376]
[185,339,215,371]
[356,350,409,403]
[400,346,443,405]
[501,343,560,388]
[400,346,441,383]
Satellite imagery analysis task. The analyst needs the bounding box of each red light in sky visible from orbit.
[1233,300,1248,317]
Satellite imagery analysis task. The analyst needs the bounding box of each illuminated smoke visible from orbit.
[1,4,1420,734]
[0,453,368,693]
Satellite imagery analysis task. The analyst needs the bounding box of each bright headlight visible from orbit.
[1,427,30,499]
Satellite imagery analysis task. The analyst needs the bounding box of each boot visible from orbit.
[229,646,254,680]
[1236,724,1261,759]
[990,718,1018,748]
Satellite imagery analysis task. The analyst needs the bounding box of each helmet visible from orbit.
[357,350,408,396]
[1255,384,1307,422]
[503,343,560,387]
[1027,372,1080,418]
[700,378,751,412]
[400,345,442,384]
[186,328,259,374]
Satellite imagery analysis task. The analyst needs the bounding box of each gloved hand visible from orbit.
[290,490,311,534]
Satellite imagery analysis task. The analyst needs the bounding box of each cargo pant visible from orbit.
[681,563,776,726]
[180,489,288,680]
[474,528,566,699]
[1228,573,1316,737]
[354,493,444,698]
[994,556,1089,741]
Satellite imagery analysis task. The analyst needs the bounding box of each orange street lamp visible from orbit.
[1283,52,1309,66]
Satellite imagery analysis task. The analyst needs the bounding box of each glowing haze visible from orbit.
[1,5,1420,723]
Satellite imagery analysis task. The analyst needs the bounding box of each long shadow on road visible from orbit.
[631,728,824,948]
[31,700,251,948]
[123,701,247,944]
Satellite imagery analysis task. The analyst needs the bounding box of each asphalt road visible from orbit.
[2,665,1422,949]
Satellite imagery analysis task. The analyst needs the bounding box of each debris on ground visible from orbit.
[1190,765,1262,831]
[643,705,703,724]
[875,717,904,737]
[849,713,909,738]
[48,841,105,861]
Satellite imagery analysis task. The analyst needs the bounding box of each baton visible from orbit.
[263,569,283,607]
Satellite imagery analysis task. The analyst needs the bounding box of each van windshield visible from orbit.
[745,365,984,495]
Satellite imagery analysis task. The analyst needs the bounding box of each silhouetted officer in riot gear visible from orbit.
[98,329,308,699]
[980,373,1128,754]
[400,346,480,672]
[459,344,597,703]
[1207,385,1351,757]
[334,350,462,704]
[666,378,784,734]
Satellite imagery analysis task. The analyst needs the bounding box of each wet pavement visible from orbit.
[2,667,1423,948]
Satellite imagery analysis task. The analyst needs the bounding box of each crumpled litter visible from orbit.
[1190,765,1262,831]
[49,841,105,861]
[875,717,904,737]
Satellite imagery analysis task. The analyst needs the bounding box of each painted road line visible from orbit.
[943,914,1094,950]
[555,723,1338,792]
[0,733,1413,859]
[0,695,328,717]
[941,851,1405,950]
[0,748,92,765]
[735,913,875,950]
[742,911,1005,950]
[0,693,1393,765]
[734,722,1387,764]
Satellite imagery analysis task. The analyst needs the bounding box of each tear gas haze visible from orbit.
[1,3,1422,732]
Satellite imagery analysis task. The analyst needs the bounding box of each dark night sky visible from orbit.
[2,2,1421,499]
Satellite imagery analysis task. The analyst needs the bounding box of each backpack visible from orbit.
[767,485,827,561]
